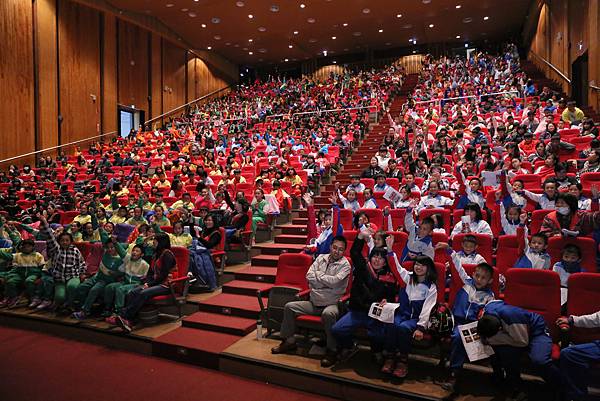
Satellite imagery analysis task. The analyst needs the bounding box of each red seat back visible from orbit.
[580,172,600,191]
[339,209,354,231]
[386,231,408,256]
[451,233,493,264]
[530,209,553,234]
[170,247,190,294]
[418,208,451,236]
[496,235,520,275]
[274,253,313,289]
[356,208,383,230]
[567,273,600,343]
[85,242,104,275]
[512,174,541,190]
[359,178,374,189]
[504,268,561,339]
[387,209,406,231]
[547,236,597,272]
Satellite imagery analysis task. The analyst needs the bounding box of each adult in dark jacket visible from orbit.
[361,157,385,179]
[331,230,397,362]
[117,233,177,332]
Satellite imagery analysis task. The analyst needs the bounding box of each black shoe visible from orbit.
[321,352,337,368]
[338,344,359,362]
[271,340,297,354]
[440,370,458,392]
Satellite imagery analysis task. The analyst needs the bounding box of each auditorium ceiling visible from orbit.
[107,0,533,65]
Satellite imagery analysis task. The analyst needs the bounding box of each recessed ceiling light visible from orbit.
[456,4,462,8]
[385,42,392,45]
[207,46,212,50]
[248,39,253,42]
[288,44,293,48]
[234,44,239,47]
[242,47,248,51]
[181,8,188,12]
[300,3,305,8]
[307,18,315,23]
[352,32,361,36]
[201,23,207,28]
[378,29,383,33]
[331,36,336,39]
[323,50,328,56]
[362,8,370,14]
[463,17,473,23]
[248,52,253,55]
[397,14,402,18]
[165,3,174,7]
[270,5,279,12]
[343,23,348,26]
[465,43,469,47]
[403,24,413,29]
[483,16,489,20]
[456,35,461,39]
[309,38,317,43]
[225,42,231,46]
[333,60,337,64]
[188,12,197,17]
[422,0,431,3]
[236,1,245,7]
[258,26,266,32]
[211,17,220,23]
[259,48,267,53]
[429,24,434,28]
[248,14,253,18]
[214,35,221,40]
[284,58,289,62]
[413,50,417,53]
[293,30,299,34]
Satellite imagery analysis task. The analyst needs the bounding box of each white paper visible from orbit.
[383,186,402,204]
[461,215,471,224]
[561,288,568,306]
[458,321,495,362]
[368,302,400,323]
[481,170,502,187]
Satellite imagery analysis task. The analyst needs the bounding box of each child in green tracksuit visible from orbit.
[0,239,46,308]
[103,244,150,319]
[71,229,124,320]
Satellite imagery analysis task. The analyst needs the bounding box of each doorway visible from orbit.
[571,52,588,107]
[117,105,145,138]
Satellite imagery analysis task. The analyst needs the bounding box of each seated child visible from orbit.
[552,244,582,306]
[435,242,495,391]
[514,213,551,269]
[495,191,521,235]
[382,236,437,378]
[0,239,46,308]
[401,201,434,262]
[362,188,377,209]
[453,235,488,265]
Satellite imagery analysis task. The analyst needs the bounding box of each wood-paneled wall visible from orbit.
[0,0,236,165]
[117,20,149,111]
[58,0,101,144]
[0,0,35,163]
[528,0,599,111]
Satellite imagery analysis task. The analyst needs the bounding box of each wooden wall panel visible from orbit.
[118,20,149,111]
[0,0,35,163]
[36,0,59,151]
[58,0,101,144]
[150,34,162,120]
[162,41,186,113]
[187,57,196,101]
[313,65,346,82]
[102,13,117,134]
[196,58,230,97]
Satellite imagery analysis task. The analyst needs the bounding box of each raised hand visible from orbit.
[302,193,314,207]
[495,190,502,201]
[329,192,338,205]
[435,242,449,250]
[519,212,528,225]
[385,234,394,249]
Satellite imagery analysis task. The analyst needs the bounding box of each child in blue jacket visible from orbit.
[478,300,560,393]
[436,242,495,391]
[382,235,438,379]
[514,213,551,269]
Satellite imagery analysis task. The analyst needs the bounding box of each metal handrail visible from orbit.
[529,51,571,84]
[0,131,117,165]
[144,85,232,125]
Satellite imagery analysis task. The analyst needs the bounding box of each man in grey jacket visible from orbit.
[271,235,351,367]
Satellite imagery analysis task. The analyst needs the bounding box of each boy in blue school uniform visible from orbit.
[514,213,551,269]
[477,300,560,394]
[436,242,496,391]
[401,202,435,263]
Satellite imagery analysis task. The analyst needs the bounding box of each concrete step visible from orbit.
[275,224,308,235]
[196,293,264,319]
[181,312,257,336]
[253,242,306,255]
[222,280,274,296]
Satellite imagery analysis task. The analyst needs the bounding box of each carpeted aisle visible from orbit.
[0,326,336,401]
